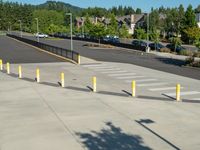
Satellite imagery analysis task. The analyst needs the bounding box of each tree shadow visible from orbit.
[76,122,152,150]
[155,57,186,66]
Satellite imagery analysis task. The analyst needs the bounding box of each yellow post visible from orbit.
[0,59,3,70]
[176,84,181,101]
[78,54,81,65]
[6,62,10,74]
[92,76,97,92]
[60,72,65,87]
[36,68,40,83]
[132,80,136,97]
[18,65,22,78]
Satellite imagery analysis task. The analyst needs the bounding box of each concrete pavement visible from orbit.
[1,56,200,150]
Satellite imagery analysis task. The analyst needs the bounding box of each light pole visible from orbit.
[18,20,22,37]
[35,18,39,42]
[146,13,150,53]
[66,13,73,51]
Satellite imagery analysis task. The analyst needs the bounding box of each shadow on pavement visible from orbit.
[136,119,181,150]
[76,122,152,150]
[155,57,186,66]
[137,95,174,102]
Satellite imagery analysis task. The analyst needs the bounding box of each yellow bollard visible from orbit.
[92,76,97,92]
[176,84,181,101]
[18,65,22,78]
[78,54,81,65]
[36,68,40,83]
[0,59,3,70]
[132,80,136,97]
[60,72,65,87]
[6,62,10,74]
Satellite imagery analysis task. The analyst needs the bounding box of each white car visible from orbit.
[35,33,48,38]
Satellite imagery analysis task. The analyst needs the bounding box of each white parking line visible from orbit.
[149,87,183,91]
[102,70,128,74]
[136,79,158,82]
[191,98,200,100]
[94,68,121,71]
[137,82,168,87]
[117,76,145,79]
[164,91,200,97]
[108,73,136,77]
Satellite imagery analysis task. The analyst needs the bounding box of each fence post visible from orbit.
[0,59,3,70]
[6,62,10,74]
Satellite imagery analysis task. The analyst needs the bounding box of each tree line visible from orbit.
[0,0,200,46]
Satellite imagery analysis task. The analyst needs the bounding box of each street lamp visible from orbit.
[66,13,73,51]
[146,13,150,53]
[35,18,39,42]
[18,20,22,37]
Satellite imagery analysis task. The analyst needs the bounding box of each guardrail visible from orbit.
[6,34,80,64]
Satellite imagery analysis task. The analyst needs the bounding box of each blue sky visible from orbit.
[6,0,200,12]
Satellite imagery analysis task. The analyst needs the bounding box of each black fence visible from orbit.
[53,34,146,52]
[7,34,80,63]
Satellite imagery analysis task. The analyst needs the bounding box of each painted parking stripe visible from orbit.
[191,98,200,100]
[82,64,105,67]
[149,87,184,91]
[164,91,200,97]
[94,68,121,71]
[108,72,136,77]
[136,79,158,82]
[102,70,128,74]
[117,75,145,79]
[137,82,168,87]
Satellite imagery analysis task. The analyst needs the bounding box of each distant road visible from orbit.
[0,36,64,64]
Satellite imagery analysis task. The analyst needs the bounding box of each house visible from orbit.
[75,14,145,34]
[196,13,200,28]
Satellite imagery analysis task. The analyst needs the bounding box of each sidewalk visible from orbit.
[1,57,200,150]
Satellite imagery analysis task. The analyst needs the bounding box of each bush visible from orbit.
[185,56,195,64]
[193,51,200,58]
[178,50,193,56]
[160,47,171,53]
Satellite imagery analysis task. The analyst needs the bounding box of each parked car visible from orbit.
[131,40,147,51]
[149,42,165,51]
[103,35,120,43]
[35,33,48,38]
[166,44,186,52]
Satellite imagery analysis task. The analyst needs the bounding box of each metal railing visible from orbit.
[6,34,80,63]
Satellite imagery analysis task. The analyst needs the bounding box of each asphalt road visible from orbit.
[0,36,64,63]
[6,34,200,80]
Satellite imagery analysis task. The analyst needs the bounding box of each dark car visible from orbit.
[131,40,147,51]
[166,44,186,52]
[149,43,165,51]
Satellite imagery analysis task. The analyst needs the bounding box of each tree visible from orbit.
[135,8,142,14]
[169,37,182,52]
[184,27,200,44]
[119,24,129,38]
[184,5,197,28]
[89,23,106,44]
[134,28,146,40]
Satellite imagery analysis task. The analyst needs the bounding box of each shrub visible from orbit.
[178,50,193,56]
[185,56,195,64]
[160,47,171,53]
[193,51,200,58]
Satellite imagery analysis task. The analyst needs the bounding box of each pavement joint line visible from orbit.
[7,36,78,65]
[30,84,86,150]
